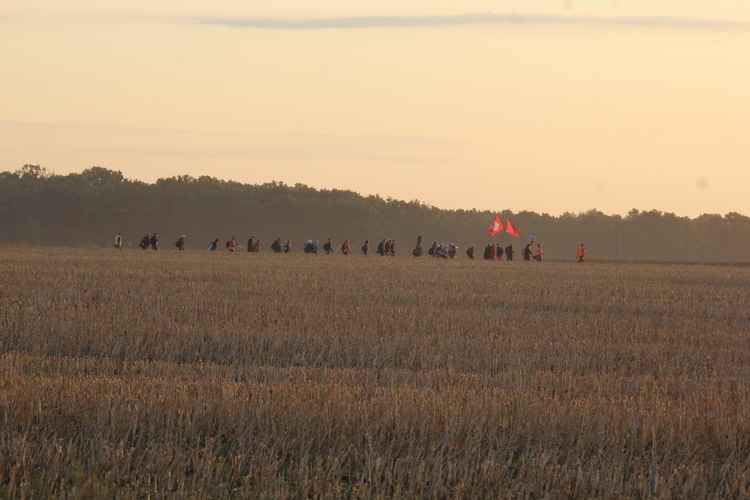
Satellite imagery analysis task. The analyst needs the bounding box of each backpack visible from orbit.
[226,241,230,248]
[175,240,180,248]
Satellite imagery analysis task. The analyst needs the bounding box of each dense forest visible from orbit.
[2,165,749,262]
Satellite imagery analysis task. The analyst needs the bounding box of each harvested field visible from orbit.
[1,247,749,497]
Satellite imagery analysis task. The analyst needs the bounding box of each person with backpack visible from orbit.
[283,240,292,253]
[361,240,369,255]
[176,234,186,251]
[577,243,586,263]
[247,236,255,253]
[521,243,532,261]
[270,238,283,253]
[150,233,158,250]
[428,241,437,257]
[496,243,504,261]
[341,239,351,255]
[208,238,219,251]
[377,239,386,256]
[227,236,237,252]
[323,238,333,255]
[505,244,514,261]
[466,245,475,260]
[140,235,150,250]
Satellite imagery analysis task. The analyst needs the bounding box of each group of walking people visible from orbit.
[115,232,587,262]
[138,233,159,250]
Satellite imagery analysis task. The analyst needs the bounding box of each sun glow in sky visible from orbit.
[2,1,749,217]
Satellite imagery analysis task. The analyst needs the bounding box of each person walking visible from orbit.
[323,238,333,255]
[150,233,158,250]
[522,244,532,261]
[341,239,351,255]
[534,244,543,261]
[208,238,219,251]
[283,240,292,253]
[361,240,369,255]
[466,244,475,260]
[228,236,237,252]
[577,243,586,263]
[176,234,186,251]
[114,232,123,249]
[505,244,514,261]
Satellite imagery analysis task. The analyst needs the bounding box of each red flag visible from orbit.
[506,218,520,237]
[489,214,504,236]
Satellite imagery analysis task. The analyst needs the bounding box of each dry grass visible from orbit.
[1,246,750,497]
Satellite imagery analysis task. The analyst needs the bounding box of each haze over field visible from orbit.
[2,0,749,217]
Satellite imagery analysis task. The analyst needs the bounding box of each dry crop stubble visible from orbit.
[1,246,750,496]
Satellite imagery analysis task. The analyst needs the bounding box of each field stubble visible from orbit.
[1,247,750,497]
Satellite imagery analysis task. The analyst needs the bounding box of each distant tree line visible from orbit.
[2,165,749,262]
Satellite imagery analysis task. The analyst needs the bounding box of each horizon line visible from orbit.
[189,12,750,31]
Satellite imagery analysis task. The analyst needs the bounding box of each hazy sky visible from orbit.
[2,1,749,217]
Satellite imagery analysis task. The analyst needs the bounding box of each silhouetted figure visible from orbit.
[208,238,219,251]
[150,233,158,250]
[522,244,532,261]
[448,243,457,259]
[271,238,282,253]
[483,244,492,260]
[283,240,292,253]
[247,236,255,253]
[496,243,503,261]
[466,245,475,260]
[176,235,186,251]
[323,239,333,255]
[362,240,369,255]
[114,232,123,249]
[428,241,437,257]
[140,235,149,250]
[577,243,586,263]
[377,239,386,256]
[505,244,514,261]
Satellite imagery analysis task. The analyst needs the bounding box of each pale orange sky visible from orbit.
[2,1,749,217]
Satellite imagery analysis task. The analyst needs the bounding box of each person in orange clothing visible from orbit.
[534,244,543,261]
[228,236,236,252]
[577,243,586,263]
